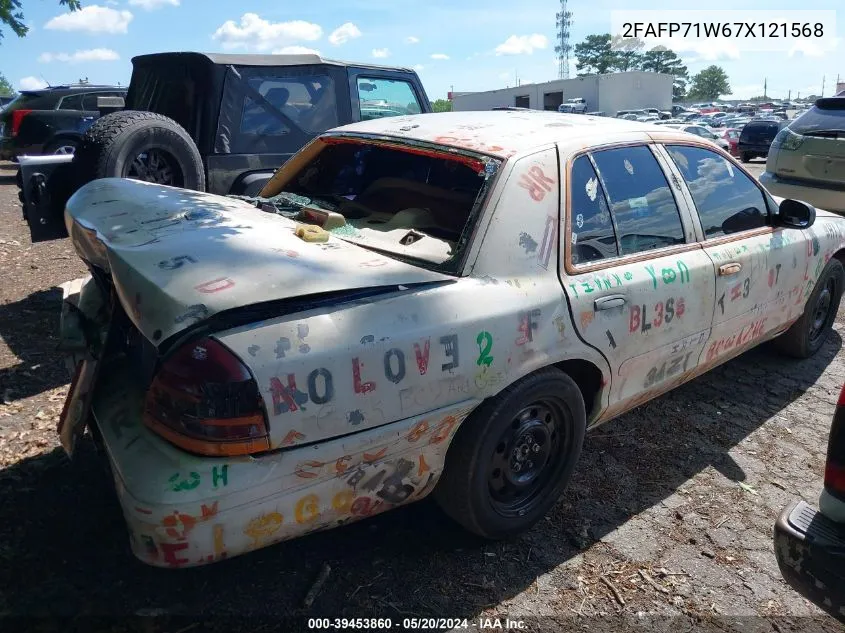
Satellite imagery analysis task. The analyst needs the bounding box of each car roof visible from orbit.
[329,110,682,158]
[20,84,124,96]
[131,51,415,73]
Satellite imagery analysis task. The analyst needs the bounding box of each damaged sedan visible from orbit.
[56,111,845,567]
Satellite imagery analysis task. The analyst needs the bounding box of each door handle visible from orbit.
[594,294,627,311]
[718,262,742,276]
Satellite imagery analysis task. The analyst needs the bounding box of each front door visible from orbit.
[562,144,716,420]
[662,143,807,366]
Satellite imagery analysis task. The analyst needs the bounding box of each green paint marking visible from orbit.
[476,331,494,367]
[169,472,201,492]
[212,465,229,488]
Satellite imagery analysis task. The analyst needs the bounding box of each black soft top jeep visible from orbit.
[19,51,432,241]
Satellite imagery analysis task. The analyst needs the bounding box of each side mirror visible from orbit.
[359,82,377,93]
[777,198,816,229]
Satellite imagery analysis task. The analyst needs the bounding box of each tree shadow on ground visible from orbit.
[0,287,67,401]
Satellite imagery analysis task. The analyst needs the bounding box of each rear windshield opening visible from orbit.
[261,138,499,271]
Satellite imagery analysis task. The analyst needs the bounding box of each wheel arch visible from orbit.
[44,133,83,150]
[834,248,845,269]
[551,358,606,424]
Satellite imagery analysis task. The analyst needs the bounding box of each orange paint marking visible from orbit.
[294,460,324,479]
[200,502,219,519]
[430,416,458,445]
[406,420,429,443]
[135,506,153,515]
[418,454,430,476]
[162,511,197,541]
[363,447,388,463]
[281,430,306,446]
[335,455,352,475]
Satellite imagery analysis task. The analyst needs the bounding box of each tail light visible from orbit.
[143,337,270,457]
[11,110,33,137]
[823,384,845,501]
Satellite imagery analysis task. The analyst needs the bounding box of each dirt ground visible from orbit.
[0,158,843,632]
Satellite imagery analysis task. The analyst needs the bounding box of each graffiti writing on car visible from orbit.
[643,351,695,389]
[645,261,690,290]
[629,297,685,334]
[705,318,767,362]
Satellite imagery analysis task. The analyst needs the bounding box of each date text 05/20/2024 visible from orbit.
[307,617,527,630]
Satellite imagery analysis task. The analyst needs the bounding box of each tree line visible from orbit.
[574,34,731,101]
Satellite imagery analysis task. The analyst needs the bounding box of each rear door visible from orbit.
[562,144,716,420]
[662,143,806,365]
[771,99,845,187]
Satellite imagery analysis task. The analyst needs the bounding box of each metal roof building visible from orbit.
[451,71,673,116]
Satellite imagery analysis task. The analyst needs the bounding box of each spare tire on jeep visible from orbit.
[74,111,205,191]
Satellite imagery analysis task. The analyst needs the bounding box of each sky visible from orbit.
[0,0,842,101]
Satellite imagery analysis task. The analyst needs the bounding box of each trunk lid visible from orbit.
[65,178,453,345]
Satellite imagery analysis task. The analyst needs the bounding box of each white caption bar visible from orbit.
[610,10,837,57]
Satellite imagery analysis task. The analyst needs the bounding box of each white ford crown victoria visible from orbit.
[56,111,845,568]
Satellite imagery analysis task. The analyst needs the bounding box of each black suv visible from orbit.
[737,118,787,162]
[0,84,127,159]
[18,52,432,241]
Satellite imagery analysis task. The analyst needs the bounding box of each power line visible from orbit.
[555,0,573,79]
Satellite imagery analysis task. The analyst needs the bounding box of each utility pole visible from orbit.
[763,77,767,98]
[787,89,791,101]
[821,75,825,97]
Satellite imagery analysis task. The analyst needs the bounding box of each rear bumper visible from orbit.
[773,500,845,622]
[737,144,771,156]
[0,137,42,160]
[87,362,471,568]
[759,172,845,213]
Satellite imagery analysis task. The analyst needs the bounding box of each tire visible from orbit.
[434,367,586,539]
[74,111,205,191]
[740,152,751,163]
[775,258,844,358]
[44,138,79,156]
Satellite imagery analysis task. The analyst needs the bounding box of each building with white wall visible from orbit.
[452,71,674,115]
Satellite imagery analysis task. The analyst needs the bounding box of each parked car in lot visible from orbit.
[664,123,731,151]
[775,382,845,623]
[760,97,845,214]
[48,111,844,567]
[721,128,741,156]
[671,105,696,118]
[0,83,127,160]
[737,119,787,162]
[16,52,432,242]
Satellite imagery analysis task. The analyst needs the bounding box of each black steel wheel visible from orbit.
[435,367,587,539]
[488,400,571,518]
[808,276,836,344]
[775,257,843,358]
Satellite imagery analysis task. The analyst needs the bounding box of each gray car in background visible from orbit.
[760,97,845,213]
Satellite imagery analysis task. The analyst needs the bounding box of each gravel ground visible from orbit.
[0,158,842,632]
